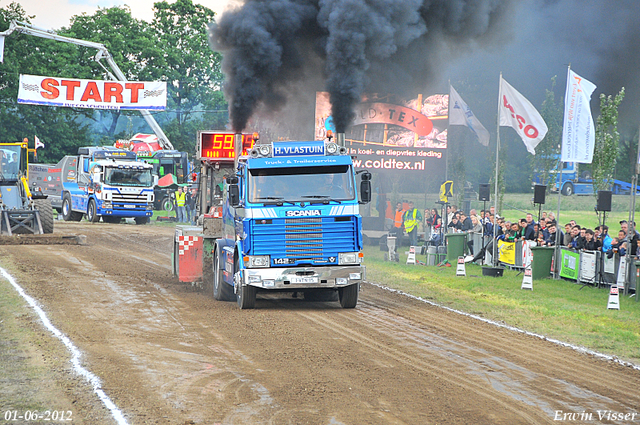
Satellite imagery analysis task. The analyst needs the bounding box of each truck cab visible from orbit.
[60,147,154,224]
[213,138,371,309]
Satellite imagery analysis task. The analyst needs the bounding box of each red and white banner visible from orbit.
[18,74,166,110]
[499,77,548,155]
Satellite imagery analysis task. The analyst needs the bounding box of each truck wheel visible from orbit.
[33,199,54,234]
[338,283,359,309]
[62,195,83,222]
[161,196,174,212]
[213,248,234,301]
[134,217,149,225]
[87,199,99,223]
[561,183,574,196]
[235,258,256,309]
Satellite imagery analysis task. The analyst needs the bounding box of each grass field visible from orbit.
[362,191,640,364]
[362,245,640,364]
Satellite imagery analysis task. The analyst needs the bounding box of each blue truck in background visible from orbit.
[30,147,155,224]
[534,159,639,196]
[176,132,371,309]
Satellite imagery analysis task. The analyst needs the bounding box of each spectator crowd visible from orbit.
[391,202,640,260]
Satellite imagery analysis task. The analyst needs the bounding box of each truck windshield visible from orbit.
[104,168,153,187]
[0,145,23,181]
[247,165,355,203]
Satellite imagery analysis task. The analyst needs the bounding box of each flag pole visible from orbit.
[493,73,502,266]
[553,65,570,279]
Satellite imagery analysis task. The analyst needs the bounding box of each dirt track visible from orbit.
[1,221,640,424]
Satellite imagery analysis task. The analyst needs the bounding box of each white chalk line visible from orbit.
[366,281,640,372]
[0,267,129,425]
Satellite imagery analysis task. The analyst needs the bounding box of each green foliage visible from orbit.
[592,88,625,193]
[0,2,90,162]
[0,0,227,161]
[532,76,562,190]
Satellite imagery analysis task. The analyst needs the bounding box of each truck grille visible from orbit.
[251,216,357,261]
[111,193,149,202]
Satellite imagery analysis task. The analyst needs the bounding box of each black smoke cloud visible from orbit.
[210,0,514,133]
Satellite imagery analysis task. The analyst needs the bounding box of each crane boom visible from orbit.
[0,20,174,150]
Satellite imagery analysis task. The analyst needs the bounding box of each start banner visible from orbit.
[18,74,166,110]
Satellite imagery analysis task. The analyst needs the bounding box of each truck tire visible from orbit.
[61,194,83,222]
[236,257,256,309]
[161,196,174,212]
[33,199,54,234]
[213,248,234,301]
[134,217,149,225]
[561,182,574,196]
[87,199,99,223]
[338,283,359,309]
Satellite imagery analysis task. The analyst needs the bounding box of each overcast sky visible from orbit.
[5,0,235,30]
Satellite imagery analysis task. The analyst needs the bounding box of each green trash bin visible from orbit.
[531,246,554,280]
[445,232,467,263]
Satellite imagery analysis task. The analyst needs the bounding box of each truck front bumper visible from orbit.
[241,265,365,290]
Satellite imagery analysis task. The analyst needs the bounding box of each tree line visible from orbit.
[0,0,227,163]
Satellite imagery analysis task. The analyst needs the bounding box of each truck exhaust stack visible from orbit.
[336,133,346,148]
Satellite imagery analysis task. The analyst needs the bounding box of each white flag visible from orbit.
[561,69,596,163]
[0,35,4,63]
[35,135,44,150]
[499,77,548,155]
[449,85,490,146]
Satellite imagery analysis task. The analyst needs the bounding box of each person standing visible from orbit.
[185,188,198,224]
[403,201,422,247]
[175,186,187,223]
[392,202,405,240]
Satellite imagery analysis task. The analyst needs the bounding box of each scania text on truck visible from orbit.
[201,132,371,309]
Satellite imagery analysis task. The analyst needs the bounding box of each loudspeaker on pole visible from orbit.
[597,190,612,212]
[478,183,490,201]
[533,185,546,205]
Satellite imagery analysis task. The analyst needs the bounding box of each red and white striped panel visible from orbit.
[178,236,199,256]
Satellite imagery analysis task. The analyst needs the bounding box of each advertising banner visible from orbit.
[559,249,580,280]
[561,69,596,164]
[18,74,166,110]
[579,250,597,284]
[497,240,516,265]
[315,92,447,174]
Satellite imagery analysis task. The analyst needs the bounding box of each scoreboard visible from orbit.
[197,132,255,161]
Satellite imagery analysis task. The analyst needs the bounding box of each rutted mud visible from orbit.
[1,221,639,424]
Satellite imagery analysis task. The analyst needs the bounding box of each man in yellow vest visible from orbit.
[403,201,422,247]
[175,186,187,223]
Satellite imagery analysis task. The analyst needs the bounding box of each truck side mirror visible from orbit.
[359,171,372,204]
[229,184,240,207]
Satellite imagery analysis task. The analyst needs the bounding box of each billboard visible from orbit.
[314,92,448,174]
[18,74,167,110]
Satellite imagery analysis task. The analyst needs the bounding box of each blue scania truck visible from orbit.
[181,132,371,309]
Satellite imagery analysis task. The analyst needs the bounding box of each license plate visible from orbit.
[291,277,318,284]
[123,205,136,208]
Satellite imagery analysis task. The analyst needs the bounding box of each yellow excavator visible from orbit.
[0,140,53,235]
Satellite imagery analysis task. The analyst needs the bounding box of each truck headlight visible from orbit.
[339,252,359,265]
[248,255,270,268]
[102,201,112,209]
